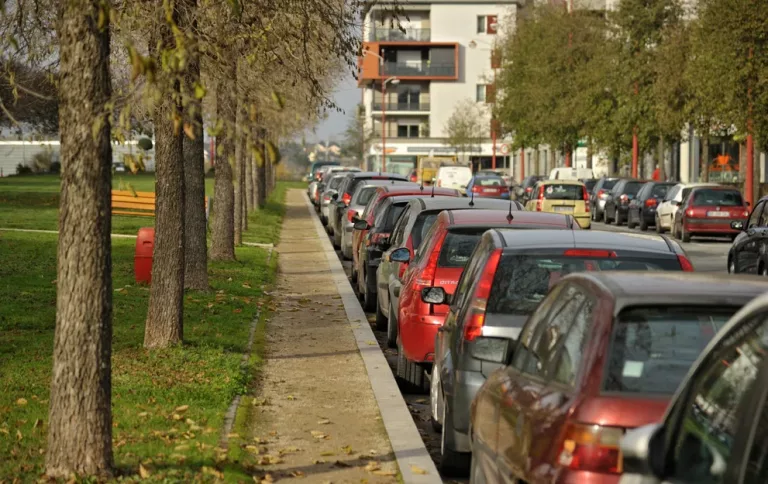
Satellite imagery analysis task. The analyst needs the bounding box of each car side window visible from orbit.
[748,202,765,229]
[390,208,409,245]
[412,222,439,266]
[524,286,585,379]
[680,188,692,205]
[669,312,768,483]
[665,186,679,202]
[373,200,391,228]
[637,184,649,200]
[511,285,564,371]
[551,295,595,386]
[452,239,491,316]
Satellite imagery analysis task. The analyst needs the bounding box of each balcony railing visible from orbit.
[381,62,455,77]
[372,129,430,139]
[368,28,431,42]
[372,102,430,112]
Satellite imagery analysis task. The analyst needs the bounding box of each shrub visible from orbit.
[16,163,33,175]
[49,161,61,174]
[31,150,54,173]
[138,138,153,151]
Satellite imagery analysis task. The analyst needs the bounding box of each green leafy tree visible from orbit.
[445,98,487,163]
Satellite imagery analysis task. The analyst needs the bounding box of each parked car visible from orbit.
[603,179,647,225]
[672,186,749,243]
[728,195,768,274]
[351,185,460,305]
[517,175,545,205]
[319,173,350,228]
[311,165,345,207]
[550,167,594,181]
[582,178,597,194]
[476,169,513,187]
[626,181,676,231]
[389,209,579,393]
[590,176,621,221]
[471,271,765,484]
[655,182,720,233]
[524,179,592,229]
[465,175,510,199]
[306,160,340,182]
[329,172,410,253]
[436,165,473,191]
[377,197,523,347]
[619,291,768,484]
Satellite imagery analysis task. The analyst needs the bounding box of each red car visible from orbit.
[389,209,580,390]
[350,185,460,282]
[470,271,764,484]
[672,186,749,242]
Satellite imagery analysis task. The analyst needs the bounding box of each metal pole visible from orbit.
[382,78,387,173]
[491,52,497,170]
[520,148,525,180]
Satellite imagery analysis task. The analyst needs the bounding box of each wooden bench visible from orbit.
[111,190,209,220]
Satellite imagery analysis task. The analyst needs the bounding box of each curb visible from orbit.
[303,193,441,484]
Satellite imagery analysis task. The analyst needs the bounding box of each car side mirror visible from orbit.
[421,287,450,305]
[470,337,511,364]
[353,220,369,230]
[390,247,411,263]
[731,220,745,231]
[620,423,665,478]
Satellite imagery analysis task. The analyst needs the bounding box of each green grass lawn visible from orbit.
[0,177,300,480]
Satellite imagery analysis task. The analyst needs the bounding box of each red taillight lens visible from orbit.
[619,194,629,202]
[525,186,532,193]
[416,233,446,287]
[463,249,503,342]
[678,254,694,271]
[347,209,356,222]
[342,193,351,205]
[597,189,605,199]
[564,249,616,258]
[558,422,624,474]
[582,186,591,212]
[645,198,657,207]
[535,185,545,211]
[472,185,482,193]
[410,174,418,182]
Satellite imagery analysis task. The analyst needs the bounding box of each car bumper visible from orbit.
[342,223,354,250]
[450,370,487,451]
[554,469,620,484]
[641,208,657,222]
[684,219,744,234]
[399,314,445,363]
[321,204,330,218]
[594,199,607,212]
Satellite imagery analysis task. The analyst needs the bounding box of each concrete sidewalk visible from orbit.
[249,189,439,483]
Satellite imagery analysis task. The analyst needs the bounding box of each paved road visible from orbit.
[590,220,729,273]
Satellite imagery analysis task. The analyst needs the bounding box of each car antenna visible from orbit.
[506,196,514,223]
[430,183,435,198]
[469,189,475,207]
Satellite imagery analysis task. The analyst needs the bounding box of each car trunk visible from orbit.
[572,394,669,429]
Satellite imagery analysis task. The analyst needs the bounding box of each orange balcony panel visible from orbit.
[358,42,459,85]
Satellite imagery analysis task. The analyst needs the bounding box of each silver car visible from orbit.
[339,182,400,259]
[320,173,352,228]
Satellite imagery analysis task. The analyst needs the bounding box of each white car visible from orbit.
[435,165,472,192]
[655,182,720,233]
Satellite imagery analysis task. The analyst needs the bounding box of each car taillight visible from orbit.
[619,194,628,202]
[564,249,616,258]
[678,254,694,271]
[410,174,418,182]
[342,193,351,205]
[463,249,503,342]
[536,185,545,211]
[597,189,606,199]
[323,194,331,201]
[557,422,624,474]
[347,209,356,222]
[416,233,446,288]
[686,208,695,217]
[525,186,533,193]
[645,198,657,207]
[582,186,590,212]
[472,185,482,193]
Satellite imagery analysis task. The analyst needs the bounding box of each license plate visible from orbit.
[707,211,729,217]
[554,206,573,213]
[482,188,496,193]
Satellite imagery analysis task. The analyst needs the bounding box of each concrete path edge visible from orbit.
[302,192,441,484]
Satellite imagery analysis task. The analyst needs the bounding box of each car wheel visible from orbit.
[615,210,625,226]
[728,256,737,274]
[362,268,376,312]
[332,230,341,249]
[639,216,649,231]
[386,300,398,348]
[761,264,768,277]
[655,215,665,234]
[439,401,471,476]
[603,208,611,224]
[374,297,388,331]
[430,365,443,433]
[396,342,428,393]
[681,226,691,243]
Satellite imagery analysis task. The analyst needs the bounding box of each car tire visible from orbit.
[430,365,443,433]
[681,226,691,243]
[728,255,737,274]
[603,208,611,224]
[387,300,398,348]
[375,298,388,331]
[639,216,649,231]
[615,210,625,226]
[362,268,376,312]
[332,231,341,249]
[440,401,471,477]
[761,263,768,277]
[627,211,637,229]
[655,215,665,233]
[396,342,429,393]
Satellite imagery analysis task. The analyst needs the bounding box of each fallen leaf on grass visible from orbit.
[310,430,328,439]
[287,395,296,401]
[366,341,377,346]
[252,398,269,406]
[0,428,8,435]
[341,445,353,455]
[174,405,189,413]
[174,444,190,452]
[172,414,182,421]
[317,419,331,425]
[254,474,274,483]
[245,445,262,454]
[16,430,22,441]
[228,433,241,439]
[234,308,243,314]
[202,466,224,479]
[16,398,27,406]
[257,455,283,465]
[364,462,381,472]
[139,463,151,478]
[410,464,428,475]
[279,446,302,455]
[138,412,149,418]
[243,283,252,288]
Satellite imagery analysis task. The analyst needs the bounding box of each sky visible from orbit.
[306,74,361,144]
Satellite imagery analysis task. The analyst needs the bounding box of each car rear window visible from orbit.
[624,182,644,196]
[543,184,583,201]
[477,177,504,186]
[412,212,439,249]
[437,230,486,268]
[603,306,738,395]
[651,184,672,198]
[602,179,619,190]
[487,254,685,315]
[691,189,743,207]
[328,177,344,190]
[354,186,378,206]
[584,180,597,192]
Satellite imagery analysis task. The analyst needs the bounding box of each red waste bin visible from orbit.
[135,227,155,284]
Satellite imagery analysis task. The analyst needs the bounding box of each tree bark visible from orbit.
[658,136,666,181]
[145,0,185,349]
[245,137,254,213]
[701,135,710,182]
[210,78,236,261]
[240,134,248,231]
[586,138,593,170]
[234,100,244,245]
[257,136,267,209]
[181,0,208,291]
[251,140,259,209]
[46,0,114,477]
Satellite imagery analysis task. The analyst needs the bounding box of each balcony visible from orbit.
[368,28,431,42]
[372,128,430,139]
[372,102,430,112]
[381,61,455,77]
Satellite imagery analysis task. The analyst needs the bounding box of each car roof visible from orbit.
[562,272,768,310]
[493,229,675,254]
[539,179,584,186]
[446,209,571,227]
[689,185,740,192]
[349,171,409,180]
[413,197,519,211]
[677,182,720,188]
[375,184,448,195]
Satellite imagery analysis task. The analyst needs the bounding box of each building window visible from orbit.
[397,125,420,138]
[477,15,498,34]
[476,84,487,102]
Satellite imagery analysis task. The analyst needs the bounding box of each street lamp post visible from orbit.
[381,75,400,173]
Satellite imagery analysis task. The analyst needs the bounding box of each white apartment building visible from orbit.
[359,0,523,175]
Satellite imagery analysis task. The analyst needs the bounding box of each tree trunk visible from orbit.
[145,0,185,349]
[210,78,236,261]
[658,136,666,181]
[257,137,267,209]
[251,141,258,210]
[586,138,593,170]
[181,0,208,291]
[245,137,254,213]
[533,148,540,176]
[46,0,114,477]
[233,102,244,246]
[241,135,248,231]
[701,135,710,182]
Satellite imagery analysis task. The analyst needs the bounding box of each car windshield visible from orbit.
[603,306,738,395]
[543,184,583,201]
[437,229,486,268]
[476,177,504,186]
[412,212,439,249]
[651,184,672,198]
[691,189,744,207]
[487,254,684,315]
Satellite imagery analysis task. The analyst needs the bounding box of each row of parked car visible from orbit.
[308,166,768,483]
